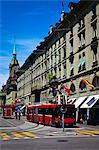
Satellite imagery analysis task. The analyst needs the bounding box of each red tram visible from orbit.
[26,104,76,127]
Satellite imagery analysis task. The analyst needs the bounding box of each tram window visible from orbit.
[28,109,32,114]
[45,108,52,115]
[27,109,29,114]
[38,108,43,114]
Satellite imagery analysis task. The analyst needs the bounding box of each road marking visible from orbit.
[0,132,37,140]
[11,132,23,138]
[88,130,99,135]
[75,130,99,135]
[0,133,10,139]
[22,132,35,137]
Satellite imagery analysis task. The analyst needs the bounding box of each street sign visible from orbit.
[60,106,67,113]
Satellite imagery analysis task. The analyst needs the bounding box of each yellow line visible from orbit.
[75,130,99,135]
[75,130,93,135]
[11,132,23,138]
[0,133,10,139]
[22,132,35,137]
[88,130,99,135]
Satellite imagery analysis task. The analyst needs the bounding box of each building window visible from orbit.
[51,55,53,65]
[91,4,96,21]
[63,47,66,58]
[63,35,65,41]
[79,18,85,30]
[54,67,57,75]
[79,80,87,91]
[63,63,66,77]
[82,52,86,70]
[92,45,98,65]
[91,20,97,38]
[78,54,82,72]
[92,76,99,88]
[78,53,86,72]
[70,63,74,76]
[58,50,61,62]
[70,83,76,93]
[79,31,85,47]
[70,29,73,52]
[58,39,60,46]
[59,66,61,78]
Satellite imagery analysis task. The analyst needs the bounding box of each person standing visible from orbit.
[18,110,21,120]
[15,110,17,120]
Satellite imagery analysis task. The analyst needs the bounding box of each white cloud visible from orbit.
[15,38,42,66]
[16,38,41,51]
[0,38,42,88]
[0,73,8,89]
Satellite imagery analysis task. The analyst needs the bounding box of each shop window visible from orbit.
[79,80,87,91]
[70,83,76,93]
[92,76,99,88]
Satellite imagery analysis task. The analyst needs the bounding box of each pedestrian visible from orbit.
[15,110,17,120]
[80,114,84,124]
[18,110,21,120]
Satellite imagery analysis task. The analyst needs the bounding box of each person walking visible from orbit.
[18,110,21,120]
[15,110,17,120]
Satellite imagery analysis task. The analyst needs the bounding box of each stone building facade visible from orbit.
[17,1,99,108]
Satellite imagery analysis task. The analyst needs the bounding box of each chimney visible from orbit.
[50,25,53,34]
[61,11,65,22]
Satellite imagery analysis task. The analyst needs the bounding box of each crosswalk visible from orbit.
[0,132,38,140]
[74,129,99,136]
[0,129,99,140]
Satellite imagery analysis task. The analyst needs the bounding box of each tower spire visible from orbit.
[61,1,65,21]
[13,38,16,55]
[62,1,64,13]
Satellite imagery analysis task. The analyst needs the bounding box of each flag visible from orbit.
[61,83,71,94]
[81,78,95,89]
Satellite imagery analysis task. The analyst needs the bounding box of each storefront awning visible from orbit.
[67,98,76,104]
[73,96,87,108]
[80,95,99,108]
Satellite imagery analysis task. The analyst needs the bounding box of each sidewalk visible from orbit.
[0,115,39,132]
[0,115,99,132]
[0,116,26,127]
[76,123,99,130]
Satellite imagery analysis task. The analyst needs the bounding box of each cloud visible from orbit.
[0,73,9,89]
[0,38,42,88]
[15,38,42,66]
[16,38,41,51]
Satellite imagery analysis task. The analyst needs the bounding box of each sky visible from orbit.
[0,0,79,89]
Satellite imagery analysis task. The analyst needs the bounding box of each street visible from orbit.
[0,116,99,150]
[1,137,99,150]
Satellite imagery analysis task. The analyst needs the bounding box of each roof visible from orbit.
[80,95,99,108]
